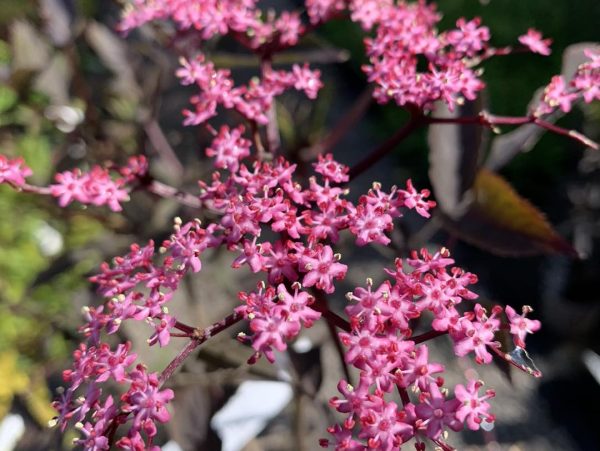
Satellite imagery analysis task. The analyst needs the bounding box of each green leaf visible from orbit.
[17,134,52,182]
[0,84,17,113]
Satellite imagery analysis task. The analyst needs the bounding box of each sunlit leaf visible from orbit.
[0,85,18,113]
[441,169,577,257]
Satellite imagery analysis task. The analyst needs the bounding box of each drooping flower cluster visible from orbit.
[322,248,539,449]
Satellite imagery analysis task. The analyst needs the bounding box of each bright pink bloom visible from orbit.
[505,305,541,348]
[446,18,490,57]
[299,244,347,293]
[206,125,251,172]
[452,305,501,364]
[415,383,462,439]
[0,155,32,186]
[50,167,129,211]
[454,379,496,430]
[121,366,175,437]
[541,75,578,114]
[518,28,552,56]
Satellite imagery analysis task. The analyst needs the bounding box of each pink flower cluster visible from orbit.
[361,2,489,111]
[0,1,565,449]
[0,155,32,186]
[53,342,173,451]
[518,28,552,56]
[50,166,130,212]
[536,49,600,115]
[322,249,539,449]
[177,55,322,125]
[53,143,437,448]
[120,0,305,49]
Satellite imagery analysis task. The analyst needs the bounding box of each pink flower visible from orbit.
[276,283,321,327]
[349,0,393,30]
[541,75,578,113]
[398,179,436,218]
[415,383,462,439]
[313,153,349,183]
[573,50,600,103]
[518,28,552,56]
[121,366,175,437]
[505,305,541,348]
[454,379,495,430]
[452,305,501,364]
[299,244,347,293]
[206,125,251,172]
[147,315,177,347]
[305,0,346,24]
[398,345,445,391]
[358,399,413,450]
[50,167,130,211]
[0,155,32,186]
[446,18,490,57]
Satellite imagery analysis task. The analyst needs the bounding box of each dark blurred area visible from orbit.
[0,1,599,450]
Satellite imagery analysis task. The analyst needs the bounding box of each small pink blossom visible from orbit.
[0,155,32,186]
[454,379,496,430]
[540,75,578,114]
[299,244,348,293]
[206,125,252,172]
[415,383,462,439]
[519,28,552,56]
[505,305,541,348]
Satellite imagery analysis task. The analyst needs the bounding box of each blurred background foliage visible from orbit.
[0,1,598,450]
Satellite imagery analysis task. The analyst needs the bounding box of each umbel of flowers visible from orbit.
[1,0,597,449]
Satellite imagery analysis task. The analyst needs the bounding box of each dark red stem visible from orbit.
[412,329,448,344]
[427,112,599,150]
[159,311,243,387]
[349,111,425,181]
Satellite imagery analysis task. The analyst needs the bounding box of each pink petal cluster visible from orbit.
[362,3,488,111]
[54,147,441,448]
[55,342,172,450]
[536,49,600,115]
[120,0,305,50]
[518,28,552,56]
[237,283,321,363]
[206,125,252,172]
[324,246,539,449]
[50,166,130,212]
[45,1,552,449]
[0,155,32,186]
[177,55,322,126]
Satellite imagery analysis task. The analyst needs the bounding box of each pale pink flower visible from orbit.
[519,28,552,56]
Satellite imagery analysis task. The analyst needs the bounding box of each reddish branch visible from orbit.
[158,311,243,387]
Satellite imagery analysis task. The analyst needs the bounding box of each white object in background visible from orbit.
[34,221,64,257]
[211,380,293,451]
[582,349,600,385]
[0,414,25,451]
[161,440,183,451]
